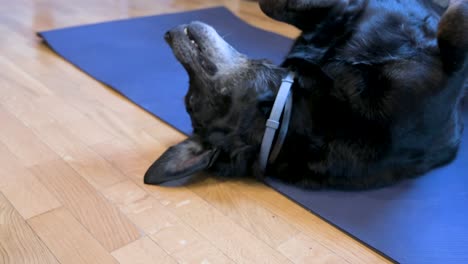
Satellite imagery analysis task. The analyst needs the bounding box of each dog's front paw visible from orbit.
[259,0,366,31]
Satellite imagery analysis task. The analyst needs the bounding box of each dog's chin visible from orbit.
[165,30,216,76]
[175,44,218,76]
[165,21,247,78]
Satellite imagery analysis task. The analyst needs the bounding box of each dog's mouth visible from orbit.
[165,21,246,77]
[183,27,202,52]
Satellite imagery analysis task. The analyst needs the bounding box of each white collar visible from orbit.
[259,71,295,173]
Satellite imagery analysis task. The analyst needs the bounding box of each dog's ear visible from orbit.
[437,0,468,73]
[259,0,365,31]
[144,137,219,185]
[257,89,275,116]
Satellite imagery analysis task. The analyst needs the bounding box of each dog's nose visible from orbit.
[164,31,172,43]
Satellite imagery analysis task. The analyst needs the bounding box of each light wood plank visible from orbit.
[29,159,141,251]
[278,233,349,264]
[149,222,205,255]
[0,142,61,219]
[0,169,61,219]
[0,56,52,98]
[150,222,234,264]
[53,81,157,139]
[28,207,118,264]
[31,122,126,190]
[103,180,234,263]
[0,107,58,166]
[2,92,116,146]
[111,236,177,264]
[144,184,293,264]
[169,237,235,264]
[230,180,390,264]
[91,136,156,181]
[0,88,56,128]
[102,180,179,235]
[190,178,300,249]
[0,192,58,264]
[0,141,28,187]
[74,96,158,140]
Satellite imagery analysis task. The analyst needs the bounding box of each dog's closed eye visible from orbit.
[257,89,275,116]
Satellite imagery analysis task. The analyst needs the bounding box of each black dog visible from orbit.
[145,0,468,189]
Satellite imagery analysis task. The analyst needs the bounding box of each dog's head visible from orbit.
[144,0,468,185]
[144,22,286,184]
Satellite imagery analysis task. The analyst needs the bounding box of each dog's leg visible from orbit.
[259,0,366,30]
[437,0,468,73]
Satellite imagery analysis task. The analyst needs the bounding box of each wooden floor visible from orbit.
[0,0,391,263]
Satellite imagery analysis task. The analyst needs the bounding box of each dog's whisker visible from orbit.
[221,33,232,39]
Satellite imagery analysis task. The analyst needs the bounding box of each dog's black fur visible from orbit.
[145,0,468,189]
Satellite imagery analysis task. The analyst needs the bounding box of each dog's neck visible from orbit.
[259,72,295,172]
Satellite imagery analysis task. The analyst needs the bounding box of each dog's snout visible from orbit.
[164,31,172,43]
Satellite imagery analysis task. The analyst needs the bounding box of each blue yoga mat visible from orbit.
[39,7,468,264]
